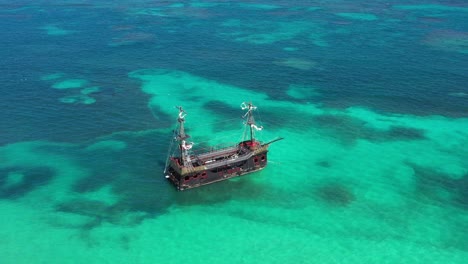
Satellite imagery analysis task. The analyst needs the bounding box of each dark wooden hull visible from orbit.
[165,145,268,191]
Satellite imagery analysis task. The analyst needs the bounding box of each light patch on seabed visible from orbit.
[238,3,281,10]
[104,203,468,264]
[79,185,120,206]
[85,140,127,151]
[168,3,185,8]
[344,107,468,173]
[190,2,220,8]
[40,25,75,36]
[283,47,298,52]
[4,172,24,189]
[47,77,99,104]
[219,20,327,45]
[306,7,322,12]
[1,5,42,13]
[423,31,468,54]
[128,8,167,17]
[393,4,468,13]
[52,79,88,89]
[274,57,318,70]
[448,92,467,97]
[59,94,96,105]
[309,33,329,47]
[335,12,378,21]
[1,201,87,263]
[286,84,320,99]
[81,86,101,95]
[40,73,65,81]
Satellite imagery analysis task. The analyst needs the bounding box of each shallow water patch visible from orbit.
[40,25,75,35]
[336,12,378,21]
[40,73,65,81]
[174,176,267,206]
[423,30,468,54]
[59,94,96,105]
[52,79,88,89]
[219,19,325,45]
[274,58,318,70]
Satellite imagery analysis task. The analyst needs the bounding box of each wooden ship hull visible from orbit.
[164,103,282,191]
[166,141,272,190]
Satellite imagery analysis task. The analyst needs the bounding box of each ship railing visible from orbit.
[192,143,240,157]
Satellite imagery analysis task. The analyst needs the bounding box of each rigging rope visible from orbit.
[163,129,177,173]
[153,116,243,130]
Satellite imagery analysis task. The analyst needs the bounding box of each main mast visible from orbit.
[241,102,263,143]
[176,106,193,166]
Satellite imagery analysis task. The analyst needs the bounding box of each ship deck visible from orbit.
[188,143,254,168]
[197,146,238,160]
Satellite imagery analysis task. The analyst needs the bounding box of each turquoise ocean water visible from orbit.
[1,1,467,263]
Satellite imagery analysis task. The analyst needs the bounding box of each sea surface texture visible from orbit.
[1,0,467,263]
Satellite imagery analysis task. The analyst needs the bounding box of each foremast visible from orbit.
[241,102,263,144]
[176,106,193,166]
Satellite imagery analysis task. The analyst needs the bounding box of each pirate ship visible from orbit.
[164,102,283,191]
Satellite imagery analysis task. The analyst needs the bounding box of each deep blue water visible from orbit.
[1,0,467,145]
